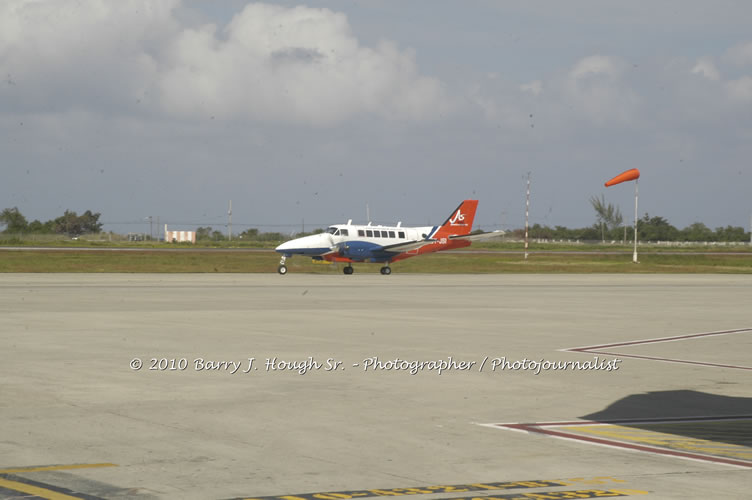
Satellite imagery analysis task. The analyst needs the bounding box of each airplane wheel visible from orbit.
[380,266,391,275]
[277,265,287,275]
[343,266,354,275]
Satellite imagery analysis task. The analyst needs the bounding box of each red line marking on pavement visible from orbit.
[485,417,752,469]
[562,328,752,370]
[488,415,752,427]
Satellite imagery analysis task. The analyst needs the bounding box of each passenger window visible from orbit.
[398,231,405,238]
[375,231,382,237]
[366,230,373,237]
[388,231,395,238]
[358,230,365,237]
[341,229,349,236]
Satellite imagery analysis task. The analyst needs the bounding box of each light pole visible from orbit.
[228,200,232,241]
[524,173,530,260]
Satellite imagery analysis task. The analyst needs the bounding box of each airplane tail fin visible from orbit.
[434,200,478,237]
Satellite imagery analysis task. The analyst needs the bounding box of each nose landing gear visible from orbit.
[278,255,288,275]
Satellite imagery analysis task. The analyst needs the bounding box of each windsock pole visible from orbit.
[605,168,640,264]
[633,179,639,263]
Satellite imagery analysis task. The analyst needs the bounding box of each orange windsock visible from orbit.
[605,168,640,187]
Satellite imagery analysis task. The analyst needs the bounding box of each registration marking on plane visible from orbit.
[483,416,752,468]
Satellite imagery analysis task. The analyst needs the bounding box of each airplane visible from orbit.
[274,200,503,275]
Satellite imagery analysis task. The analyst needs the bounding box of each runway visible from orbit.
[1,274,751,499]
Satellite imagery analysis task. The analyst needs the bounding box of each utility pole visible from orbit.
[524,173,530,260]
[228,200,232,241]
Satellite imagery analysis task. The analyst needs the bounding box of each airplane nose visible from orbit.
[275,240,293,252]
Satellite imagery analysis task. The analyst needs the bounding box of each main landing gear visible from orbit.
[278,255,288,275]
[343,265,390,275]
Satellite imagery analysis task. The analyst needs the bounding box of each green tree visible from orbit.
[639,214,678,241]
[51,210,103,236]
[256,232,285,242]
[27,219,55,233]
[53,210,80,236]
[239,228,259,239]
[529,223,552,239]
[196,227,212,240]
[714,225,748,242]
[590,194,624,240]
[78,210,103,233]
[681,222,714,242]
[0,207,29,233]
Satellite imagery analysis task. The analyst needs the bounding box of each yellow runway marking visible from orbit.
[0,476,86,500]
[566,422,752,460]
[0,462,117,475]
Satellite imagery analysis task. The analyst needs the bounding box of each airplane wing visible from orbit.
[380,239,435,253]
[449,230,505,242]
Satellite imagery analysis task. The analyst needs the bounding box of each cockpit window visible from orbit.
[326,227,338,235]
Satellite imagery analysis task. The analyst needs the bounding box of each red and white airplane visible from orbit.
[275,200,502,274]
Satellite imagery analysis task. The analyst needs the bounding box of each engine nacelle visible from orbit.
[338,241,383,260]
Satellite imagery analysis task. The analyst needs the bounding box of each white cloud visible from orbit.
[564,55,639,125]
[725,76,752,102]
[568,55,621,80]
[724,41,752,66]
[467,55,641,131]
[0,1,450,125]
[691,58,721,81]
[0,0,178,112]
[520,80,543,95]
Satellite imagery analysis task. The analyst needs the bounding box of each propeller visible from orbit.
[326,234,349,256]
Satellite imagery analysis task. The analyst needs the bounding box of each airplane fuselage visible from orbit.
[274,200,494,274]
[276,223,470,264]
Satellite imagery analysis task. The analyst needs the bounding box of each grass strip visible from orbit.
[1,249,750,273]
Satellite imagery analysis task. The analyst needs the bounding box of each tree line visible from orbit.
[0,207,102,236]
[2,206,748,243]
[518,215,749,243]
[195,227,308,242]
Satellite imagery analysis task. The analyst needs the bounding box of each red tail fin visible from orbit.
[435,200,478,237]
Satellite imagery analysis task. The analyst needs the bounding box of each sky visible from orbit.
[2,0,752,236]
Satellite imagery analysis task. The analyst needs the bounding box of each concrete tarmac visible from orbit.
[1,274,751,499]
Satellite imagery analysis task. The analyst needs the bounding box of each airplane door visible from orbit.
[406,229,420,254]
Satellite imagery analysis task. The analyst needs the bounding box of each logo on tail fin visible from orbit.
[449,209,466,225]
[436,200,478,238]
